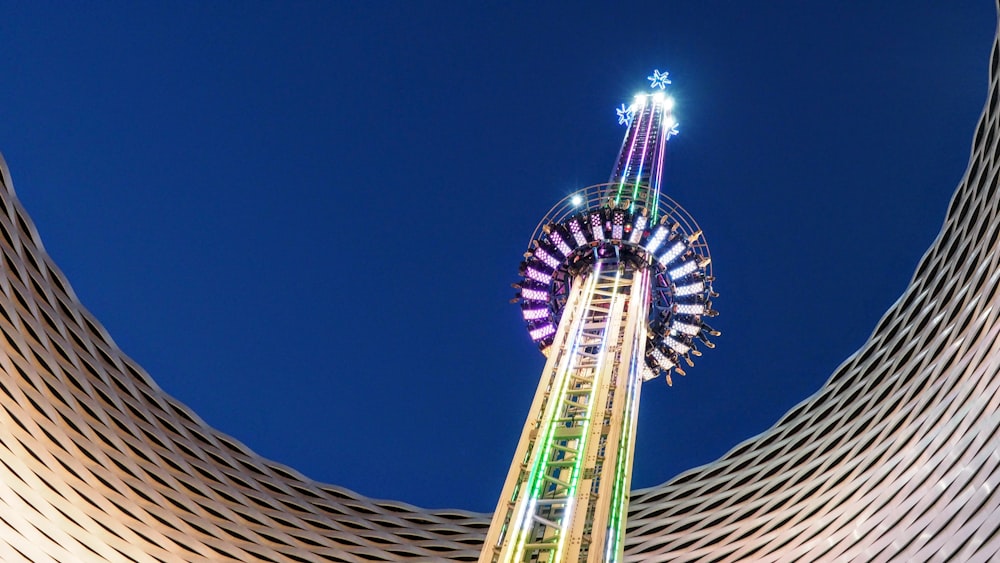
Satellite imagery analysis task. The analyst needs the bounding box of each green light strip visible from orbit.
[604,271,648,560]
[553,267,623,562]
[629,106,657,213]
[505,267,603,561]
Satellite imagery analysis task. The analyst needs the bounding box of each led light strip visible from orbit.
[629,98,659,212]
[615,97,645,205]
[604,269,649,561]
[504,265,604,561]
[553,267,624,561]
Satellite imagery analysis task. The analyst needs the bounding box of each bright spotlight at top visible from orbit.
[571,194,583,207]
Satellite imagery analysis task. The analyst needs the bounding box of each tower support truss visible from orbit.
[486,74,716,562]
[482,263,650,562]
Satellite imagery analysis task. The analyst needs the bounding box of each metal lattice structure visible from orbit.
[0,8,997,562]
[482,77,718,562]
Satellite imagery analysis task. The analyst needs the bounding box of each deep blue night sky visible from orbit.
[0,3,995,512]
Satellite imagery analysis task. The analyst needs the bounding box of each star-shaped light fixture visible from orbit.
[647,69,671,90]
[616,103,635,126]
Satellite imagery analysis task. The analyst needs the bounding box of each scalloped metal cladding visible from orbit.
[0,19,997,562]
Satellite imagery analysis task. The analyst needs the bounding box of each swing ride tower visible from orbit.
[480,71,720,562]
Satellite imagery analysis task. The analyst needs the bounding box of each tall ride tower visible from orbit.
[481,71,720,562]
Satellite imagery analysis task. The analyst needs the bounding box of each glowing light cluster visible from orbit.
[658,241,686,266]
[648,346,675,369]
[675,303,705,315]
[671,321,700,336]
[525,267,552,285]
[529,324,556,341]
[569,218,588,247]
[535,247,561,270]
[629,214,647,243]
[591,212,605,241]
[616,103,635,126]
[515,190,715,362]
[647,69,671,89]
[522,307,549,321]
[664,335,690,355]
[674,281,704,297]
[521,288,548,302]
[645,226,669,253]
[668,260,698,280]
[550,231,572,257]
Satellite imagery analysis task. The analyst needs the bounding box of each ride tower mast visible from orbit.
[481,71,719,563]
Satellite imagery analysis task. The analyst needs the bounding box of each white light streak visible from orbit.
[645,226,669,253]
[675,303,705,315]
[674,281,704,296]
[526,267,552,285]
[629,215,647,243]
[669,260,697,280]
[657,241,685,267]
[671,321,700,336]
[664,336,690,354]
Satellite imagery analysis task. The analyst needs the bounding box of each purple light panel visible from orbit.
[521,288,549,302]
[526,267,552,285]
[549,232,572,257]
[534,248,561,270]
[590,212,605,241]
[522,308,549,321]
[569,219,588,247]
[529,324,556,341]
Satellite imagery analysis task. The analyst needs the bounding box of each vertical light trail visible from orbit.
[503,265,604,562]
[650,109,669,224]
[603,269,649,561]
[628,100,658,213]
[614,98,645,205]
[552,266,624,563]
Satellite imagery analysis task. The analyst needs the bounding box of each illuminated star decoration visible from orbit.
[616,103,635,126]
[666,121,680,139]
[647,69,671,90]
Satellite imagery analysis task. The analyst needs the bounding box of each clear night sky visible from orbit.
[0,3,995,513]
